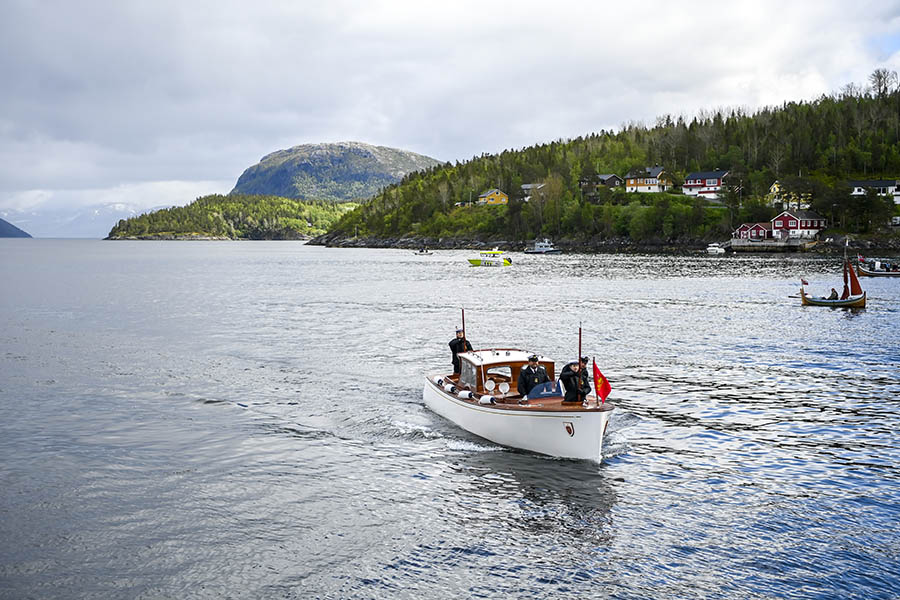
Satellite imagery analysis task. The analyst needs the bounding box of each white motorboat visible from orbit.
[706,243,726,254]
[423,348,614,461]
[524,238,561,254]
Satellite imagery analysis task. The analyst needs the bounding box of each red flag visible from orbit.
[800,278,809,285]
[593,358,611,404]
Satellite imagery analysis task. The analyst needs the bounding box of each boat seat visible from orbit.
[529,380,563,400]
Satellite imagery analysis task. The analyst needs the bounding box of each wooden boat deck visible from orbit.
[436,373,613,413]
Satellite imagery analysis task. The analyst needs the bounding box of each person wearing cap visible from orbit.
[517,354,550,396]
[560,357,591,403]
[560,357,590,388]
[448,328,473,374]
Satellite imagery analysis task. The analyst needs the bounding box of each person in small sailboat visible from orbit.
[828,288,838,299]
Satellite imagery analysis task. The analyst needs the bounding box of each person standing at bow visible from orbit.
[449,328,473,374]
[560,358,591,403]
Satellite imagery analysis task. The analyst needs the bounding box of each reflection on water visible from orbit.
[1,240,899,599]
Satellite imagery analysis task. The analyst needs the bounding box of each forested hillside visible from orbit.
[107,194,356,239]
[329,70,900,244]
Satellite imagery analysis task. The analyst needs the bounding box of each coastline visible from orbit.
[308,232,900,255]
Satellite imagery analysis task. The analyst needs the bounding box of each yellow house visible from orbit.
[477,189,508,205]
[768,180,811,210]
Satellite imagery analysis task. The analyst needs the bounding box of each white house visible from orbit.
[625,166,672,193]
[848,179,900,204]
[683,170,729,199]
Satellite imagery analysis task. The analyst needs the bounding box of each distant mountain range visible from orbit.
[1,203,147,238]
[0,217,32,238]
[230,141,442,201]
[3,142,440,238]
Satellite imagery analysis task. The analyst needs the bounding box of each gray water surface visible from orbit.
[1,240,898,599]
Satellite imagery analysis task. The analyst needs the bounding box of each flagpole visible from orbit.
[461,307,466,347]
[578,322,583,404]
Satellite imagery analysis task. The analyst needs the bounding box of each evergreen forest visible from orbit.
[331,70,900,243]
[107,194,356,239]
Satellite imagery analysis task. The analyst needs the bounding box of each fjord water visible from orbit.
[1,240,899,599]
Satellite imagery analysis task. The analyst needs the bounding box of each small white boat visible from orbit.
[423,348,614,461]
[413,249,433,255]
[524,238,561,254]
[706,243,726,254]
[468,249,511,267]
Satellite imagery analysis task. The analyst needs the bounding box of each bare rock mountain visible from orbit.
[230,141,441,202]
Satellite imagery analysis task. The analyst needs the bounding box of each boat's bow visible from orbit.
[423,372,613,461]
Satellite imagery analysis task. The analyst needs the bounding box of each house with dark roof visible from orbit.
[520,183,545,203]
[770,209,827,239]
[625,166,671,193]
[597,174,623,188]
[733,222,773,240]
[733,210,826,241]
[477,189,508,205]
[578,175,623,200]
[848,179,900,204]
[683,170,729,199]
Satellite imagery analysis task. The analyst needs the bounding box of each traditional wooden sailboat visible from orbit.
[423,315,614,461]
[801,256,866,308]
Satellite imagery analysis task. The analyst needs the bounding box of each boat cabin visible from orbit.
[456,349,555,397]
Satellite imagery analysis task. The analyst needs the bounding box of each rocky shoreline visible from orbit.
[105,233,313,241]
[309,232,900,255]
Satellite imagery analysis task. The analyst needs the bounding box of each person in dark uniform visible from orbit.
[560,357,590,389]
[449,328,473,374]
[560,358,591,403]
[517,354,550,396]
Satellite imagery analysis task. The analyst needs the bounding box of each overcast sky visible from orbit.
[2,0,900,214]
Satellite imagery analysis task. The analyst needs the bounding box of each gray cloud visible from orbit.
[2,0,900,213]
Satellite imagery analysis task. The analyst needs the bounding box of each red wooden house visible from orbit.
[771,210,826,239]
[733,222,772,240]
[683,170,729,199]
[734,210,826,240]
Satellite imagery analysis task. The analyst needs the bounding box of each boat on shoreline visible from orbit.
[706,243,726,254]
[468,249,511,267]
[801,257,866,308]
[856,255,900,277]
[423,347,614,461]
[524,238,561,254]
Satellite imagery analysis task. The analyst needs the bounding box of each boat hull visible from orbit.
[523,249,561,254]
[468,258,511,267]
[857,265,900,277]
[423,377,612,461]
[801,290,866,307]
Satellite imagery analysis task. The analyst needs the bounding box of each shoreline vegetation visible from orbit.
[308,231,900,255]
[107,71,900,250]
[105,194,356,241]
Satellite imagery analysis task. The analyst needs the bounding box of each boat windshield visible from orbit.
[459,360,477,388]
